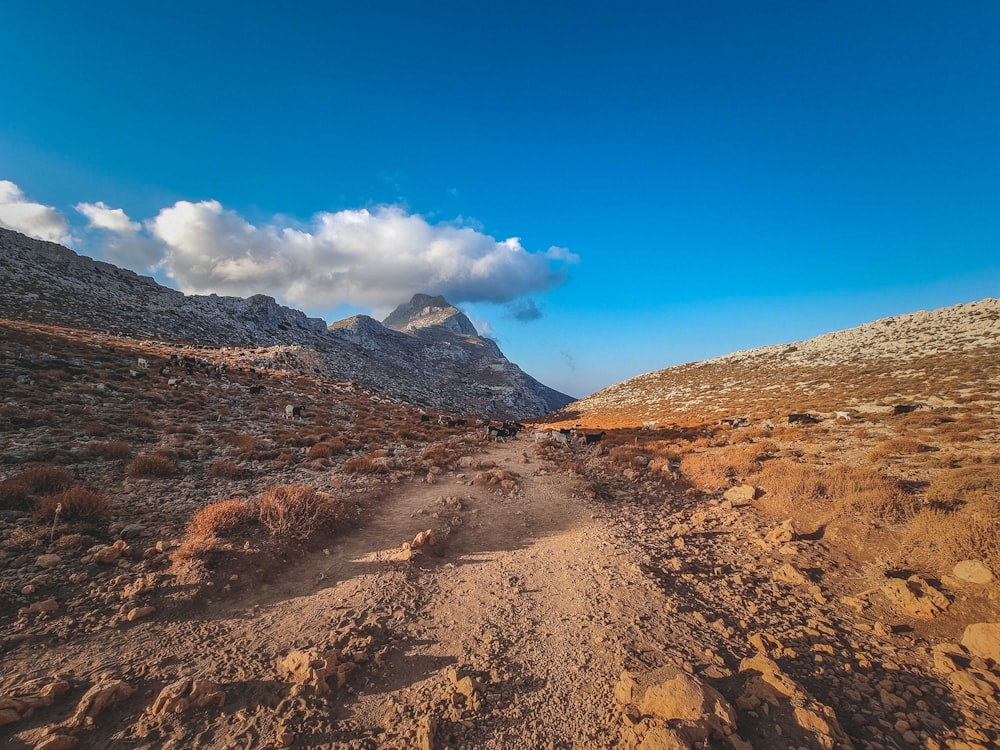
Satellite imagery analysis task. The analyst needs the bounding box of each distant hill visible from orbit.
[0,227,573,418]
[552,298,1000,428]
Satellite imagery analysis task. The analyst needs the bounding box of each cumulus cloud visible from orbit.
[76,201,141,233]
[75,201,161,270]
[146,200,577,309]
[505,298,543,322]
[0,180,71,243]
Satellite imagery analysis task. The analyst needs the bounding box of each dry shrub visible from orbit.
[904,497,1000,574]
[307,439,347,460]
[187,498,256,540]
[825,464,914,521]
[680,443,774,490]
[257,484,338,538]
[752,461,913,522]
[33,485,110,523]
[0,478,32,510]
[84,441,131,460]
[19,465,75,495]
[344,455,376,474]
[207,460,248,480]
[81,420,107,437]
[608,445,651,469]
[421,444,453,468]
[128,413,158,429]
[925,466,1000,510]
[127,452,177,478]
[868,437,927,461]
[165,423,199,435]
[228,433,260,451]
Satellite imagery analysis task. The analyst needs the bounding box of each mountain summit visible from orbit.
[0,227,572,417]
[382,294,479,337]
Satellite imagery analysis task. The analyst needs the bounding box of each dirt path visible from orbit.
[7,437,1000,749]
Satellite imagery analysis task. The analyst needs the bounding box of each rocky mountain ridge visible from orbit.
[0,227,572,417]
[556,297,1000,427]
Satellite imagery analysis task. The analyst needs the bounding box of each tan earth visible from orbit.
[6,434,1000,749]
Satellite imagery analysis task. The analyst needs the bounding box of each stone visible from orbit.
[69,680,134,727]
[881,575,950,618]
[412,529,437,549]
[34,737,78,750]
[126,606,155,622]
[948,670,995,698]
[36,554,62,569]
[773,563,809,586]
[953,560,994,584]
[417,715,437,750]
[27,598,59,614]
[277,648,355,696]
[961,622,1000,663]
[765,520,797,544]
[636,725,689,750]
[149,677,225,714]
[723,485,758,506]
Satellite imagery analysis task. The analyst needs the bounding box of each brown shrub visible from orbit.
[164,423,199,435]
[925,466,1000,510]
[0,478,32,510]
[307,439,347,460]
[227,433,260,451]
[207,460,248,480]
[608,445,651,469]
[126,452,177,478]
[679,443,774,490]
[344,455,376,474]
[904,497,1000,573]
[868,438,927,461]
[421,444,454,468]
[84,441,132,460]
[257,484,339,539]
[33,485,111,523]
[19,465,75,495]
[81,420,107,437]
[187,498,256,540]
[128,414,157,429]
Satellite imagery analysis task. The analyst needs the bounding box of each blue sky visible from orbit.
[2,2,998,398]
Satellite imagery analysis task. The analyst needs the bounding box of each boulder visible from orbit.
[881,575,950,618]
[277,648,355,696]
[149,677,225,714]
[953,560,995,585]
[36,554,62,569]
[961,622,1000,663]
[765,520,797,544]
[68,680,134,728]
[723,485,758,506]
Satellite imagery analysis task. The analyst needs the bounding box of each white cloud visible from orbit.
[0,180,71,244]
[76,201,141,232]
[147,200,577,310]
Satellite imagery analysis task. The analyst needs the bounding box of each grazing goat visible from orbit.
[582,431,606,444]
[787,413,820,425]
[284,404,303,420]
[136,357,149,370]
[834,411,851,422]
[641,420,658,430]
[892,404,923,415]
[719,417,748,428]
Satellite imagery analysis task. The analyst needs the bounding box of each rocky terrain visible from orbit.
[0,228,572,418]
[0,276,998,748]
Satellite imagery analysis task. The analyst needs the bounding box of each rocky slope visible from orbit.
[557,298,1000,428]
[0,227,571,418]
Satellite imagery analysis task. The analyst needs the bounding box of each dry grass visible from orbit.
[126,452,177,478]
[306,439,347,460]
[84,441,131,460]
[207,460,248,480]
[868,437,928,461]
[925,466,1000,509]
[33,485,111,523]
[680,442,775,490]
[0,478,33,510]
[127,414,157,429]
[187,498,256,539]
[257,484,339,539]
[752,460,914,523]
[18,465,75,495]
[904,497,1000,574]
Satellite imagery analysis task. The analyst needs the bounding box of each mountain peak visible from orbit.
[382,293,479,336]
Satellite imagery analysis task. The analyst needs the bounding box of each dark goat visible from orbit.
[787,413,820,424]
[892,404,923,415]
[582,431,606,444]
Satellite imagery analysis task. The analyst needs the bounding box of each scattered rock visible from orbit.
[149,677,225,714]
[126,606,155,622]
[67,680,134,728]
[723,485,758,506]
[26,598,59,614]
[773,562,809,586]
[0,679,71,726]
[277,648,356,696]
[881,575,950,618]
[36,554,62,569]
[34,736,79,750]
[961,623,1000,663]
[765,519,797,544]
[953,560,995,585]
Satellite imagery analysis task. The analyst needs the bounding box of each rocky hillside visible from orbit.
[556,298,1000,428]
[0,227,571,418]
